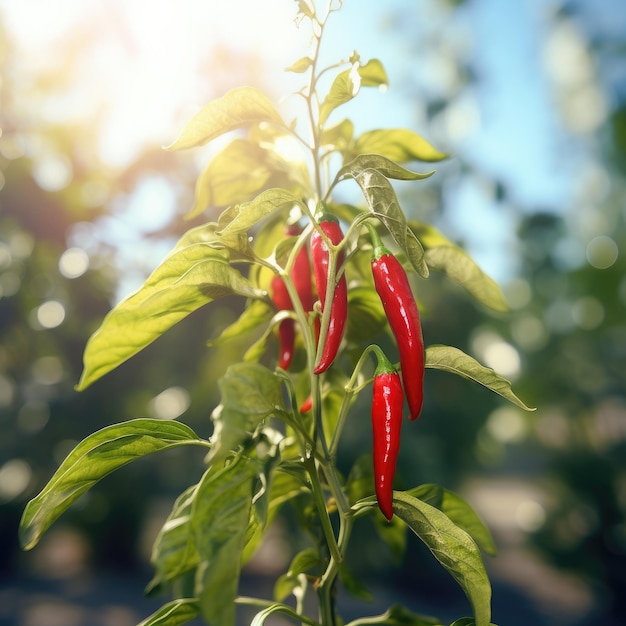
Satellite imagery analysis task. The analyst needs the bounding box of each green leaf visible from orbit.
[408,484,497,557]
[345,604,443,626]
[393,492,492,626]
[137,598,200,626]
[243,466,308,563]
[208,300,273,348]
[352,168,429,277]
[449,619,497,626]
[207,363,286,464]
[320,59,388,125]
[19,419,202,550]
[335,154,435,184]
[76,245,265,390]
[216,188,301,235]
[353,128,448,163]
[346,286,387,344]
[193,458,257,626]
[424,247,508,312]
[166,87,285,151]
[274,547,321,601]
[296,0,315,19]
[147,484,199,594]
[321,119,354,152]
[425,345,535,411]
[286,56,314,73]
[188,139,273,219]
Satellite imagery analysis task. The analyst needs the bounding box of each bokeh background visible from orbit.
[1,0,625,625]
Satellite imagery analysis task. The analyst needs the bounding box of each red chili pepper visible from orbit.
[271,274,296,370]
[311,211,347,374]
[368,225,425,420]
[372,351,403,521]
[271,224,316,370]
[299,394,313,414]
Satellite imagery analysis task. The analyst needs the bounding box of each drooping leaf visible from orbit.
[321,119,354,152]
[352,168,429,277]
[242,466,308,563]
[241,432,284,562]
[193,458,257,626]
[424,247,508,312]
[353,128,448,163]
[296,0,315,19]
[166,87,285,151]
[393,492,492,626]
[425,345,535,411]
[147,484,200,594]
[206,362,286,464]
[274,547,321,601]
[334,154,435,185]
[77,245,266,390]
[344,604,443,626]
[286,56,314,73]
[408,484,497,557]
[188,139,274,219]
[137,598,201,626]
[320,59,388,125]
[19,419,203,550]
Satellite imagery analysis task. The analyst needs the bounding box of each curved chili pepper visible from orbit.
[271,274,296,370]
[311,210,347,374]
[368,225,425,420]
[372,351,403,521]
[271,224,316,370]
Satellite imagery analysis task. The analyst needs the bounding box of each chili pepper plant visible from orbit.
[19,3,534,626]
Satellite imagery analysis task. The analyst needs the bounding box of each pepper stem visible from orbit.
[365,221,390,260]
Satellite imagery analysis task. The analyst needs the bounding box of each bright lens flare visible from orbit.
[2,1,301,168]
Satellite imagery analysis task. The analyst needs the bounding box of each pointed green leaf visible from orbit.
[216,188,301,235]
[424,247,508,312]
[188,139,273,218]
[148,484,199,593]
[408,484,497,557]
[166,87,285,151]
[426,345,535,411]
[353,168,429,277]
[137,598,200,626]
[19,419,202,550]
[77,245,265,390]
[296,0,315,19]
[354,128,448,163]
[207,363,286,464]
[193,458,256,626]
[335,154,435,184]
[243,466,308,563]
[320,59,388,125]
[241,431,283,561]
[286,56,314,73]
[274,547,321,601]
[393,492,492,626]
[321,119,354,151]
